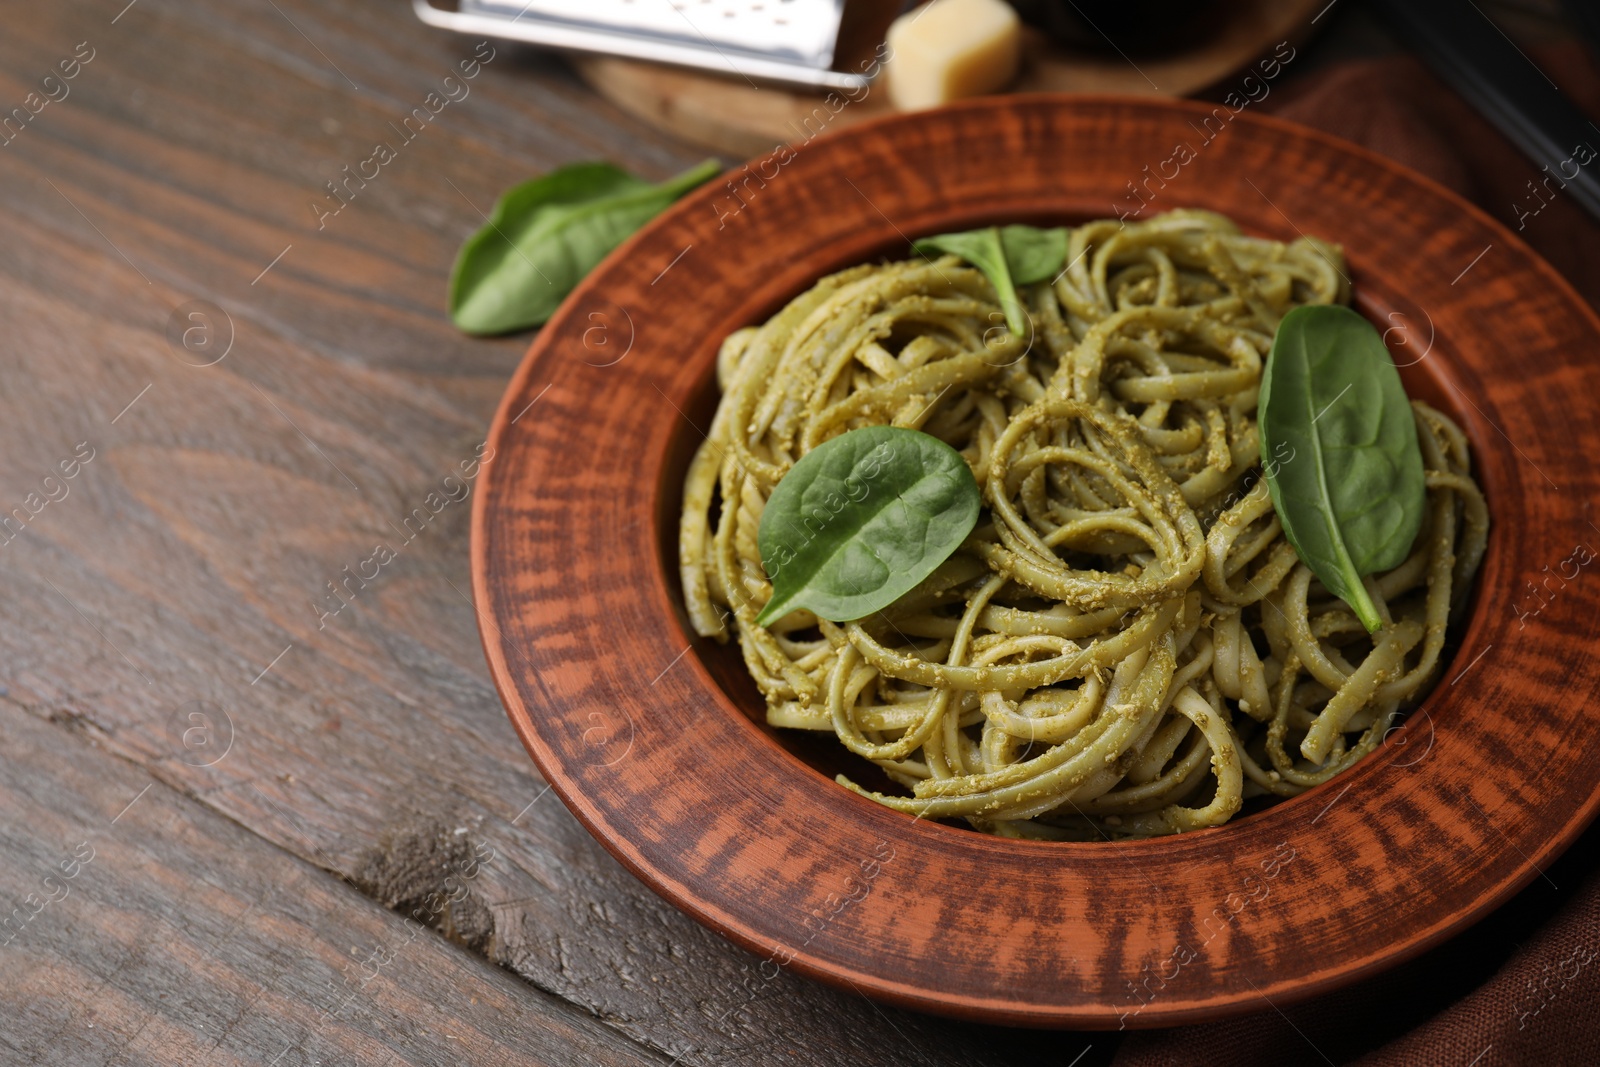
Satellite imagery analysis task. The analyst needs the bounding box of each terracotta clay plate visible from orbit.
[471,96,1600,1029]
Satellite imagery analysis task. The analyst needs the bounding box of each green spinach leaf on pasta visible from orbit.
[911,224,1066,334]
[998,224,1069,284]
[449,159,720,335]
[913,227,1021,336]
[1258,304,1426,634]
[755,426,981,626]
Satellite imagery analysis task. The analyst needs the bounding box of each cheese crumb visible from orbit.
[884,0,1021,112]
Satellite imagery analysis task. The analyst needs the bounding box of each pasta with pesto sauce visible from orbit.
[678,209,1488,839]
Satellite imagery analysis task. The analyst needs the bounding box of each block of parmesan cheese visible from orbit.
[884,0,1022,112]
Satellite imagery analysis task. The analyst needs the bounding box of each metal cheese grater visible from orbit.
[412,0,871,90]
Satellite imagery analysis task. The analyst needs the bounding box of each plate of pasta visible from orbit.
[471,95,1600,1027]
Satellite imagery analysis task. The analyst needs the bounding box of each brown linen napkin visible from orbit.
[1112,44,1600,1067]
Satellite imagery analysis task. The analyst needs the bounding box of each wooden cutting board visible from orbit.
[574,0,1328,156]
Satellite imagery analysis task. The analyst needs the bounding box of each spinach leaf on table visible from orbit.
[449,159,720,335]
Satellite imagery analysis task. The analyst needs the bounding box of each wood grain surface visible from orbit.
[0,1,1084,1063]
[475,94,1600,1028]
[0,707,659,1067]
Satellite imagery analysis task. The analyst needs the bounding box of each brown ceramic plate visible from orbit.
[471,96,1600,1029]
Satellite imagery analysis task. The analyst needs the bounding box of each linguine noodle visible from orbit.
[678,209,1488,839]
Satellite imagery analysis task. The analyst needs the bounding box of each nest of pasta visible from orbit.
[679,209,1487,839]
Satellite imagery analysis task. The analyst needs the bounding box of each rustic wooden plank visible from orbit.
[0,1,1097,1062]
[0,705,666,1066]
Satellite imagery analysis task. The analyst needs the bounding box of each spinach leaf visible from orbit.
[449,158,720,334]
[913,227,1025,335]
[755,426,981,626]
[1258,304,1427,633]
[999,224,1069,284]
[912,225,1068,336]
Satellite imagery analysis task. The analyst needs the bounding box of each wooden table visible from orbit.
[0,1,1579,1064]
